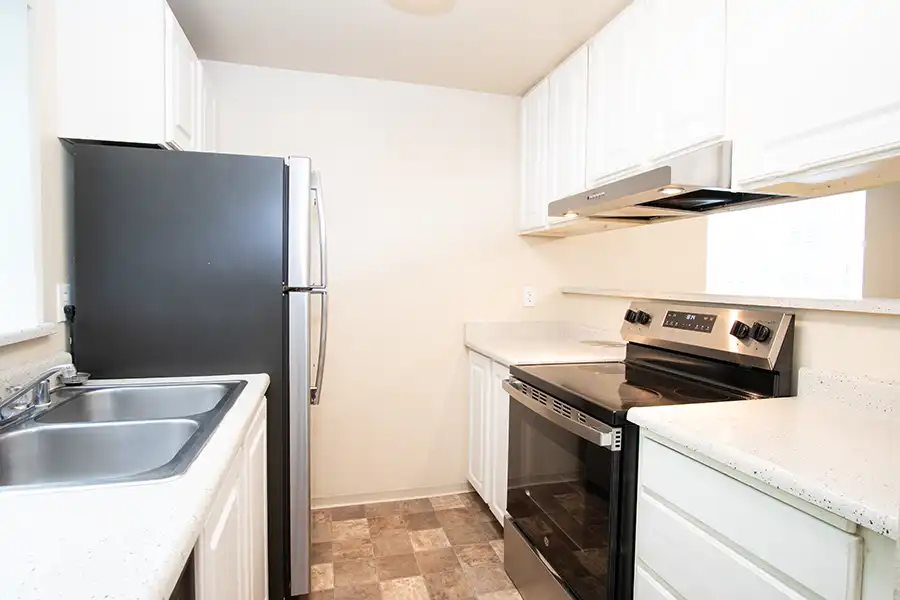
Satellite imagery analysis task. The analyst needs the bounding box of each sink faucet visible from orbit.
[0,363,78,426]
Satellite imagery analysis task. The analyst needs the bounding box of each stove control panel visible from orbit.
[620,300,794,370]
[665,310,717,333]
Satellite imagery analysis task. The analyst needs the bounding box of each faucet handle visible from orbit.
[7,385,34,412]
[59,371,90,386]
[33,381,51,407]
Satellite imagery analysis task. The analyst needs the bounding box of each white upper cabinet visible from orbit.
[645,0,727,161]
[585,0,726,186]
[729,1,900,187]
[165,5,199,150]
[196,62,219,152]
[586,4,644,186]
[520,79,551,231]
[57,0,206,150]
[548,46,589,201]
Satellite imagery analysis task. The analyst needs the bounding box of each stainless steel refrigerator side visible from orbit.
[287,157,313,288]
[288,291,312,597]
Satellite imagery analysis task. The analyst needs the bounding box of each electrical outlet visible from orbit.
[56,283,71,323]
[523,285,536,307]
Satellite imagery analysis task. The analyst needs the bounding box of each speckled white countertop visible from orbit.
[628,368,900,539]
[0,372,269,600]
[464,321,625,366]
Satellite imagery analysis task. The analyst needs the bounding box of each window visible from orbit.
[706,192,867,299]
[0,0,41,334]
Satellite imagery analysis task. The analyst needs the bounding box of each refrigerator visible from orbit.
[69,143,328,599]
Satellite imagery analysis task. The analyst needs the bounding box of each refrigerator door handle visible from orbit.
[311,171,328,289]
[310,289,328,405]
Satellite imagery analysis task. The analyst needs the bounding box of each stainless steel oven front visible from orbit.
[502,378,628,600]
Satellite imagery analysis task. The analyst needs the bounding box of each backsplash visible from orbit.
[797,367,900,414]
[0,351,73,403]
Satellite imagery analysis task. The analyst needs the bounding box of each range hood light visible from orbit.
[564,210,579,218]
[659,186,686,195]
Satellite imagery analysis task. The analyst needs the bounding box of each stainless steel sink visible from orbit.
[0,380,247,490]
[38,383,237,423]
[0,420,199,486]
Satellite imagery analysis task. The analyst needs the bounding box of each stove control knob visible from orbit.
[730,320,750,340]
[750,322,771,343]
[624,309,638,323]
[635,310,652,325]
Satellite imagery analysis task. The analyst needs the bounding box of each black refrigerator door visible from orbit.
[71,144,290,600]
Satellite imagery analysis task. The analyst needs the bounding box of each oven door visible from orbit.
[503,379,622,600]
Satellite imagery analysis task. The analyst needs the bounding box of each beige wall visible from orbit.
[540,217,708,293]
[548,214,900,385]
[864,185,900,298]
[0,0,67,371]
[204,61,565,503]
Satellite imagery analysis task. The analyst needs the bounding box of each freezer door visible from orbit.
[288,291,312,596]
[287,156,313,288]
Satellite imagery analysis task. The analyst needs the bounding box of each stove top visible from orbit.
[510,361,757,426]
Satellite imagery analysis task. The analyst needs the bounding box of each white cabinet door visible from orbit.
[196,457,247,600]
[520,79,550,231]
[548,46,589,201]
[729,2,900,187]
[204,78,218,152]
[586,4,644,186]
[56,0,167,145]
[245,402,268,600]
[196,63,218,152]
[467,351,492,503]
[645,0,726,161]
[488,361,510,524]
[165,5,199,151]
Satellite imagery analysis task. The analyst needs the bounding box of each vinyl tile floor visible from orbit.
[309,492,522,600]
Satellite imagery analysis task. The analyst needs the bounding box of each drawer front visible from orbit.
[640,439,861,600]
[638,494,809,600]
[634,564,679,600]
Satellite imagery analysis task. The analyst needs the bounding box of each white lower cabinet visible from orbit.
[467,352,491,501]
[196,400,268,600]
[244,403,268,600]
[487,361,510,523]
[634,434,894,600]
[467,351,510,524]
[196,456,246,600]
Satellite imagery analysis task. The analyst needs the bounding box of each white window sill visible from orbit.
[0,323,58,349]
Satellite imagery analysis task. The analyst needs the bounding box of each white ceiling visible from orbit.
[167,0,629,96]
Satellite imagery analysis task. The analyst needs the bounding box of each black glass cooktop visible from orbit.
[510,361,756,426]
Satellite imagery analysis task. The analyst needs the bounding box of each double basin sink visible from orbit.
[0,380,246,489]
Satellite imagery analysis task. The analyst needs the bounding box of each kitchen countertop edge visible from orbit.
[628,404,898,539]
[0,372,270,600]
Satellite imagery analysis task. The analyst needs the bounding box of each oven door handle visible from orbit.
[503,379,621,450]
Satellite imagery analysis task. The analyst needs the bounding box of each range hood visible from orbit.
[548,141,803,225]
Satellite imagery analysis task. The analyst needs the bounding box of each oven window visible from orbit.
[506,396,619,600]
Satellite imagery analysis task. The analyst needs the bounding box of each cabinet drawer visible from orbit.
[634,564,678,600]
[638,493,808,600]
[640,439,861,600]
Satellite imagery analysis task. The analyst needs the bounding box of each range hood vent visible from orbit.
[548,141,803,223]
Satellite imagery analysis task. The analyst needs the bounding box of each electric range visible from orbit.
[502,300,795,600]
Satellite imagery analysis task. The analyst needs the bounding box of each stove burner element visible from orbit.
[617,383,661,404]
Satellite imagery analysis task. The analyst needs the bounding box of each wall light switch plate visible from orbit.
[56,283,71,322]
[523,285,536,307]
